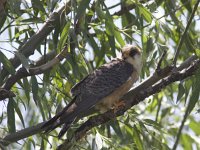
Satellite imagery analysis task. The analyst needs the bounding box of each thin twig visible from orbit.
[173,0,200,66]
[172,99,191,150]
[156,50,167,71]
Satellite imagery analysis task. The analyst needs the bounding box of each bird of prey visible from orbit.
[42,45,142,138]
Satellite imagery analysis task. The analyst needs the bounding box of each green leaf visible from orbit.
[0,9,6,31]
[0,51,15,75]
[31,0,46,13]
[82,30,99,52]
[114,29,125,46]
[41,139,45,150]
[7,0,22,15]
[176,82,185,103]
[143,119,161,128]
[133,125,143,150]
[95,5,106,19]
[58,22,71,51]
[23,78,30,101]
[148,1,157,12]
[195,49,200,58]
[109,121,123,138]
[21,18,42,23]
[181,0,192,12]
[189,119,200,136]
[160,23,172,37]
[14,51,30,70]
[105,19,114,36]
[31,76,46,120]
[104,4,125,46]
[107,34,116,56]
[146,37,154,55]
[31,76,39,105]
[75,0,90,22]
[180,134,193,150]
[138,5,152,23]
[188,70,200,114]
[13,100,25,128]
[37,94,46,121]
[7,98,16,133]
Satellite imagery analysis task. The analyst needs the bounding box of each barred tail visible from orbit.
[41,97,77,137]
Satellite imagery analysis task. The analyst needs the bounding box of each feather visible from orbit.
[42,59,134,137]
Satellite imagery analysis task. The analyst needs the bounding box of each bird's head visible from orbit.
[122,45,142,73]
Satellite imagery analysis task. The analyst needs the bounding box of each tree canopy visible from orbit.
[0,0,200,149]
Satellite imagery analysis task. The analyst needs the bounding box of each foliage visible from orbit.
[0,0,200,149]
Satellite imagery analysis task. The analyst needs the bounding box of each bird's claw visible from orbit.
[113,100,126,113]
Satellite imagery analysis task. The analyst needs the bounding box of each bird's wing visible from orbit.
[42,59,134,136]
[71,59,134,99]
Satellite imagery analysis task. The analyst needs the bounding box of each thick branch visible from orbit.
[1,122,45,146]
[58,58,200,150]
[0,50,56,100]
[1,46,68,93]
[0,2,71,82]
[1,56,199,147]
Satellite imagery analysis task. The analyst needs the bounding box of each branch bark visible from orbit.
[1,55,199,148]
[0,2,71,83]
[58,58,200,150]
[1,46,68,95]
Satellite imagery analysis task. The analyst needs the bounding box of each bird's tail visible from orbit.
[41,97,77,138]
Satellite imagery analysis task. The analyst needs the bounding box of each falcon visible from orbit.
[42,45,142,138]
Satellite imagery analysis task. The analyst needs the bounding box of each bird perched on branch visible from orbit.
[42,45,142,138]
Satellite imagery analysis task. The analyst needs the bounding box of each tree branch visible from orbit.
[0,2,71,83]
[1,55,199,147]
[1,122,45,146]
[0,46,69,97]
[58,58,200,150]
[1,0,137,83]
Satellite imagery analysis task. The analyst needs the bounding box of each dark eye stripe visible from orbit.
[129,49,138,57]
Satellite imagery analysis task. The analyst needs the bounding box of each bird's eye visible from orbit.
[129,49,137,57]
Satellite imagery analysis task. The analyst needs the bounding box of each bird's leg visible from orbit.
[113,100,126,113]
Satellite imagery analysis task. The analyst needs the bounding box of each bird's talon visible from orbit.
[113,100,126,113]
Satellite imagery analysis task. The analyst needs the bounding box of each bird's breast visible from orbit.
[95,70,139,113]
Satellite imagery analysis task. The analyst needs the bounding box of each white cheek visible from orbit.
[125,54,142,74]
[133,55,142,73]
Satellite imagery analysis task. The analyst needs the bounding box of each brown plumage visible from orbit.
[42,45,142,138]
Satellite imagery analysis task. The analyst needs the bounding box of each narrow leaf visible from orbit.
[138,5,152,23]
[0,51,15,75]
[133,125,143,150]
[14,51,30,70]
[109,121,123,138]
[189,119,200,136]
[13,100,25,128]
[176,82,185,103]
[7,98,16,133]
[75,0,90,22]
[114,30,125,46]
[58,22,71,51]
[23,78,30,101]
[31,76,39,105]
[188,70,200,114]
